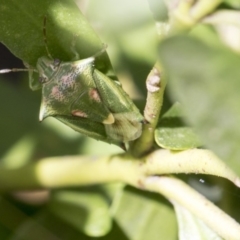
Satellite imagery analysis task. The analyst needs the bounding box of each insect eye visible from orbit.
[39,76,47,83]
[53,59,61,68]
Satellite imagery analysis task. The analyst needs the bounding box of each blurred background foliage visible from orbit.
[1,0,240,239]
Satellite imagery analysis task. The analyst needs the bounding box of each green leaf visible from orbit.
[0,0,114,77]
[48,188,112,237]
[9,209,90,240]
[112,186,177,240]
[155,102,202,150]
[159,35,240,174]
[173,202,222,240]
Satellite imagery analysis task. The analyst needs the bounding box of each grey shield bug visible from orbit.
[0,17,143,147]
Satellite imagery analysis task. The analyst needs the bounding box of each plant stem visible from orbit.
[141,176,240,240]
[0,149,239,191]
[129,62,167,157]
[0,155,139,191]
[168,0,223,33]
[1,149,240,238]
[145,149,240,187]
[190,0,223,21]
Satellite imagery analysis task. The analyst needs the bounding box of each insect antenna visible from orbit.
[0,18,56,75]
[92,43,108,58]
[0,68,37,74]
[43,15,53,59]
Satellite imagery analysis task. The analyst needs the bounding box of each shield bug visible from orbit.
[0,17,143,147]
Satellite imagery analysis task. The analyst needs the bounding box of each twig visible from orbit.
[1,148,240,238]
[129,62,167,157]
[0,149,239,191]
[140,176,240,240]
[167,0,223,34]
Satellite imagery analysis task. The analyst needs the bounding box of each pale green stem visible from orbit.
[0,149,239,191]
[168,0,195,32]
[141,176,240,240]
[133,0,222,158]
[1,149,240,238]
[144,149,240,187]
[168,0,223,33]
[0,155,139,191]
[190,0,223,21]
[129,62,167,157]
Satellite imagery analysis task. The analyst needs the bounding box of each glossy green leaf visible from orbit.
[159,35,240,174]
[155,102,202,150]
[174,202,222,240]
[112,186,177,240]
[48,188,112,237]
[0,0,114,83]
